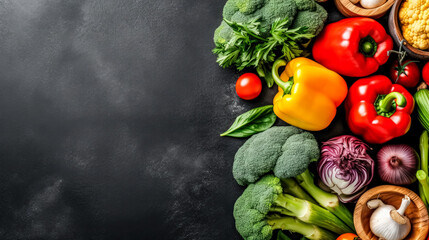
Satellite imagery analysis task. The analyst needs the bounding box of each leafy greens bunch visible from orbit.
[213,17,313,87]
[212,0,327,87]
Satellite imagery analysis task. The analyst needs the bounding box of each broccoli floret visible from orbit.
[233,126,317,185]
[291,4,328,36]
[213,0,327,45]
[233,175,351,239]
[275,131,320,179]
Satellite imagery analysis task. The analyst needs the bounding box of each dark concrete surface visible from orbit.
[0,1,418,240]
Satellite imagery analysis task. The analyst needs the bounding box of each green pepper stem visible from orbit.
[272,59,294,95]
[359,36,377,57]
[378,92,407,113]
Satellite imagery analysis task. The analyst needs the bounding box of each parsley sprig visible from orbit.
[213,17,314,87]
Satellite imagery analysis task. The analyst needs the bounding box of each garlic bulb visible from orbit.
[367,195,411,240]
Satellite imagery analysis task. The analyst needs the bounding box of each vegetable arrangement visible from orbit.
[213,0,429,239]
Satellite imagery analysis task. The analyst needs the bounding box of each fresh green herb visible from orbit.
[220,105,276,138]
[213,17,314,87]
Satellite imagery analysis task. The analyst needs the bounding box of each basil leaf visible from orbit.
[277,231,292,240]
[220,105,276,138]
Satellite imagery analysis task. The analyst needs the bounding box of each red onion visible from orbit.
[377,144,418,185]
[318,135,374,203]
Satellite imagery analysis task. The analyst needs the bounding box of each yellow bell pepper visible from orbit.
[272,57,348,131]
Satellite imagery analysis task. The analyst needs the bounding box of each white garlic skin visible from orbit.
[370,205,411,240]
[360,0,386,8]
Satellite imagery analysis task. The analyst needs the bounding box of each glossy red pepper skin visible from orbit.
[345,75,414,144]
[313,18,393,77]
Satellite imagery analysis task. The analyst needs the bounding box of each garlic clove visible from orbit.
[360,0,386,8]
[367,199,384,209]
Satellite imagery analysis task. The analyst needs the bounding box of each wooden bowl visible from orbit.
[388,0,429,60]
[354,185,429,240]
[334,0,395,18]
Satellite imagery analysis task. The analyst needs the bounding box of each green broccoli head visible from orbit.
[233,126,319,186]
[213,0,327,45]
[274,131,320,179]
[233,175,283,240]
[233,126,302,185]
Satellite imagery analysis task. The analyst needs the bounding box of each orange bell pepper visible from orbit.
[272,57,348,131]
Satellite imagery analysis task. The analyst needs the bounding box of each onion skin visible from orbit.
[318,135,374,203]
[377,144,418,185]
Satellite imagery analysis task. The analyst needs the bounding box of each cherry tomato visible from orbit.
[337,233,360,240]
[423,62,429,85]
[390,60,420,88]
[235,73,262,100]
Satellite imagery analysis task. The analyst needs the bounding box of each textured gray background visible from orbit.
[0,0,415,240]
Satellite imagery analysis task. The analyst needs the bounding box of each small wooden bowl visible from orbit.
[388,0,429,60]
[354,185,429,240]
[334,0,395,18]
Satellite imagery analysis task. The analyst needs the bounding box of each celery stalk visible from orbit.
[421,130,429,175]
[267,216,337,240]
[271,194,354,234]
[417,170,429,205]
[295,169,355,231]
[281,178,317,204]
[419,183,428,207]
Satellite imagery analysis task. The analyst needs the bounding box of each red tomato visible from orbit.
[235,73,262,100]
[337,233,360,240]
[423,62,429,85]
[390,60,420,88]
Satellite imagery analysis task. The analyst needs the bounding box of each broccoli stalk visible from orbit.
[234,175,351,240]
[271,193,354,234]
[295,169,355,231]
[267,216,337,240]
[281,178,317,204]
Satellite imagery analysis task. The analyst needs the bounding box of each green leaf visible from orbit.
[277,231,292,240]
[220,105,276,137]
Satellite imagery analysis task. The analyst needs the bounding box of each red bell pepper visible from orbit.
[312,17,393,77]
[345,75,414,144]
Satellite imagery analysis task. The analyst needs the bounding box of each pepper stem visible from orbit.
[378,92,407,113]
[359,36,377,57]
[272,59,294,95]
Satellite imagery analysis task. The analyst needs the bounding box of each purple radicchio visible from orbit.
[317,135,374,203]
